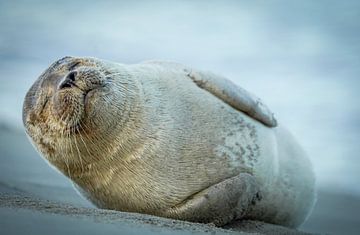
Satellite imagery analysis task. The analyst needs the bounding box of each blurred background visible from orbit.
[0,0,359,234]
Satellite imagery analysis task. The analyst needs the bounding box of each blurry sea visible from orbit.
[0,0,359,196]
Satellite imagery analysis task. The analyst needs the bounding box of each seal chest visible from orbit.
[23,56,316,228]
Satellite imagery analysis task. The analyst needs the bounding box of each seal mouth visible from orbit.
[83,85,106,110]
[61,88,96,132]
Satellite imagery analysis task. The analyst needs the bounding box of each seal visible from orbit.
[23,56,316,228]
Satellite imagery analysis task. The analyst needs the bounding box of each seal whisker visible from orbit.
[66,103,86,176]
[78,122,100,162]
[82,120,111,161]
[77,122,95,169]
[78,123,96,146]
[78,121,115,178]
[63,114,73,179]
[73,124,85,177]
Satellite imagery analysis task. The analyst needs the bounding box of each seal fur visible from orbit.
[23,56,316,228]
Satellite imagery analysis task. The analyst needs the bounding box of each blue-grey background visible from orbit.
[0,1,359,234]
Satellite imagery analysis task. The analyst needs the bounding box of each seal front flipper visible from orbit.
[163,173,261,226]
[142,60,276,127]
[187,70,277,127]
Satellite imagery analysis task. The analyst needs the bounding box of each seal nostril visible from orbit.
[59,71,77,90]
[68,71,77,81]
[59,82,72,89]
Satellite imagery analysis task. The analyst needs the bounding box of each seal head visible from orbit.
[23,56,132,174]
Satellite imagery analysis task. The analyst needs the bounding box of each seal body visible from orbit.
[23,57,316,228]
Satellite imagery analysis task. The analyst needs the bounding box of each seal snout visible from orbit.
[24,56,112,134]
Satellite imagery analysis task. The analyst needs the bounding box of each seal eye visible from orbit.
[59,71,77,89]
